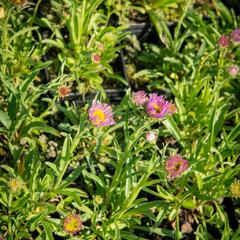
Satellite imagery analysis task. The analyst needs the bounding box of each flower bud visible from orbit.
[146,131,158,144]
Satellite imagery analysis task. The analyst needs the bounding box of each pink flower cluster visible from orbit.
[88,91,176,127]
[132,91,177,119]
[218,28,240,48]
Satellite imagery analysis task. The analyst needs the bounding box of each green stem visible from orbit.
[105,120,154,206]
[8,194,13,239]
[39,95,58,119]
[30,0,42,26]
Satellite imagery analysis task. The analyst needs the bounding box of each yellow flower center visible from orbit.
[175,162,181,171]
[93,109,106,124]
[152,103,162,113]
[65,219,80,232]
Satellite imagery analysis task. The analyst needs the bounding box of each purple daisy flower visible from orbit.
[230,28,240,42]
[146,93,169,118]
[166,155,189,177]
[132,90,149,106]
[89,100,115,127]
[218,35,230,48]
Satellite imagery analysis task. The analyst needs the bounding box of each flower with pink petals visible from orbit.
[166,155,189,177]
[89,100,115,127]
[146,131,158,143]
[146,93,169,118]
[218,35,230,48]
[231,28,240,42]
[229,65,239,77]
[132,91,149,106]
[63,214,83,235]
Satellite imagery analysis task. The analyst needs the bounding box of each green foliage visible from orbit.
[0,0,239,239]
[40,0,128,95]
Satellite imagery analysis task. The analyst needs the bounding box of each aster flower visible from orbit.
[63,214,83,235]
[146,131,158,143]
[146,93,169,118]
[228,65,239,77]
[59,85,71,97]
[91,53,101,64]
[166,155,189,177]
[89,100,115,127]
[218,35,230,48]
[132,91,149,106]
[230,28,240,42]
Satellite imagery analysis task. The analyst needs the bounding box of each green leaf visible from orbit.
[41,220,54,240]
[147,10,173,48]
[0,73,17,94]
[0,165,15,175]
[20,61,52,93]
[162,116,184,147]
[20,121,60,137]
[0,110,12,129]
[134,226,176,238]
[56,188,88,198]
[121,231,148,240]
[156,185,175,201]
[59,164,84,189]
[11,194,31,212]
[227,124,240,142]
[208,103,228,147]
[42,39,65,50]
[58,136,72,172]
[9,26,39,43]
[195,171,203,190]
[83,169,106,188]
[45,162,60,176]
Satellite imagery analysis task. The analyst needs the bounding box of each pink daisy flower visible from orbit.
[132,91,149,106]
[230,28,240,42]
[166,155,189,177]
[146,93,169,118]
[89,100,115,127]
[218,35,230,48]
[229,65,239,77]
